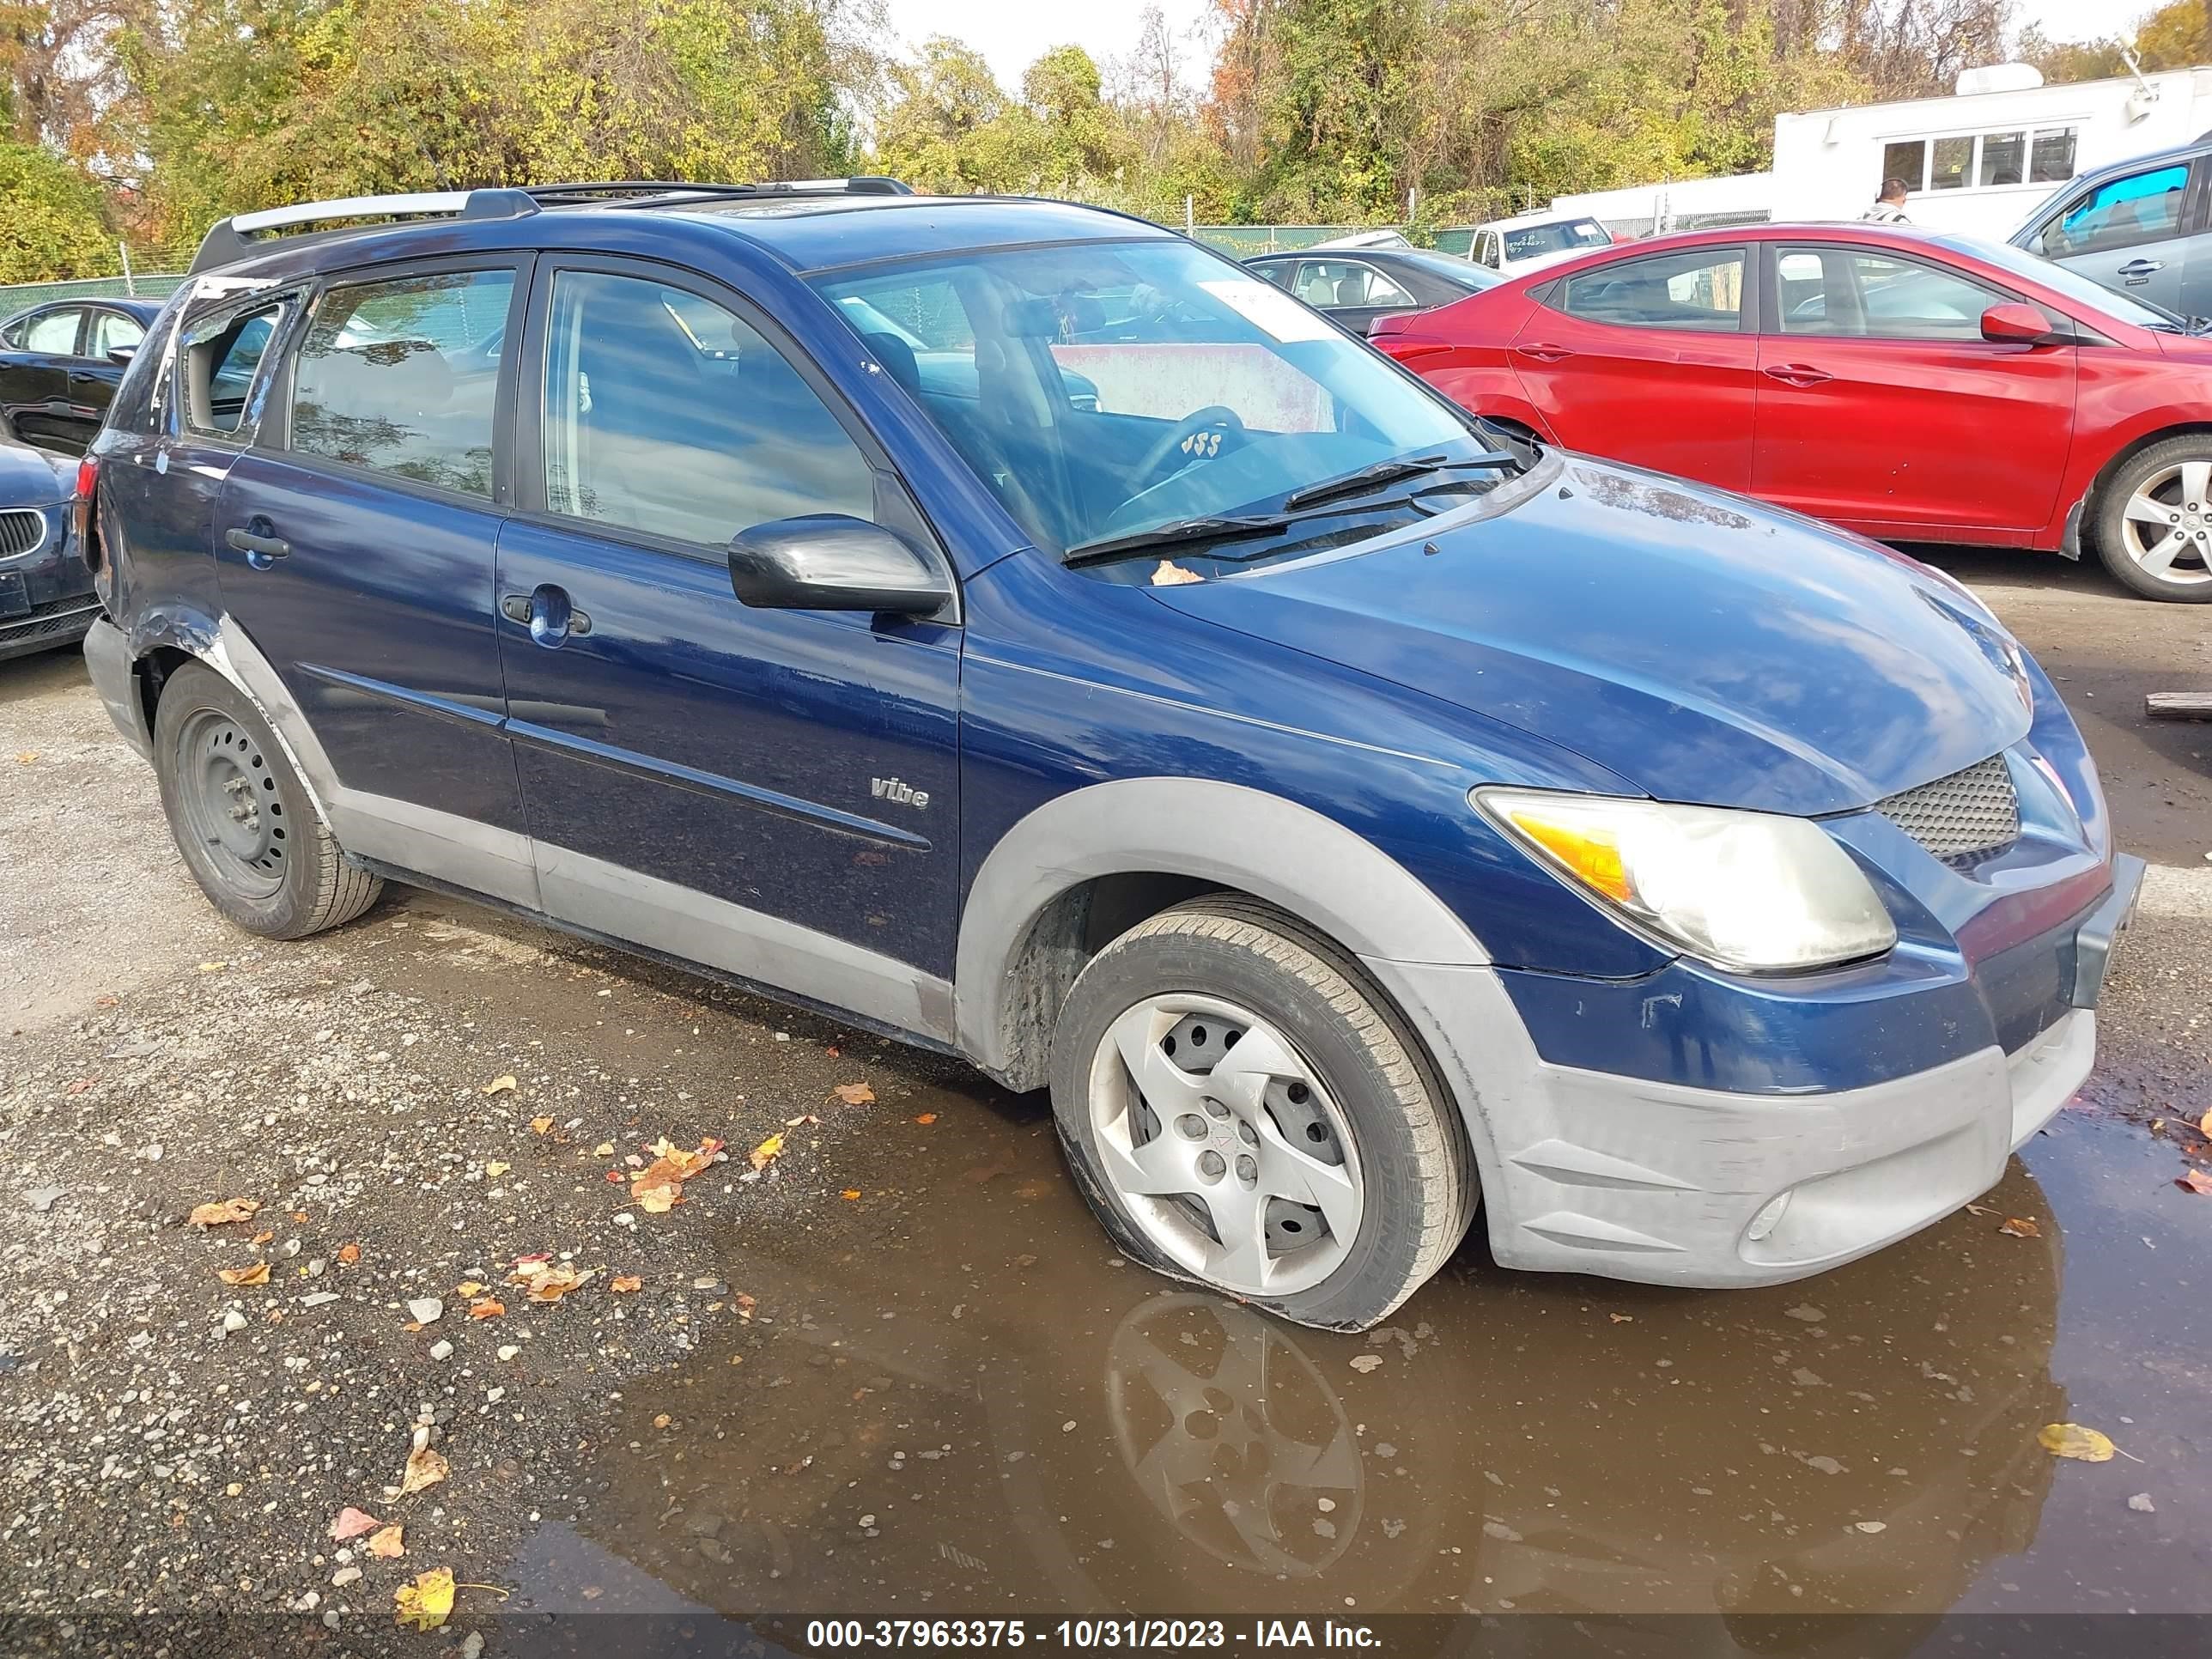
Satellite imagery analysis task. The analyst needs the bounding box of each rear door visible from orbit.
[1751,242,2075,537]
[1,306,87,451]
[67,307,149,443]
[213,257,537,906]
[2021,157,2199,316]
[1509,244,1758,488]
[493,256,963,1021]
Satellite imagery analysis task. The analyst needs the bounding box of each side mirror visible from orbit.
[1980,302,2059,346]
[106,345,137,366]
[727,514,950,614]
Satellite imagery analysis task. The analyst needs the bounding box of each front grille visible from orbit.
[0,508,46,558]
[1877,754,2021,863]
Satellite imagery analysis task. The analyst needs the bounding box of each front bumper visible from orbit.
[1369,854,2142,1288]
[0,503,95,661]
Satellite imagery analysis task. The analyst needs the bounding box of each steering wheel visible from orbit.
[1133,404,1247,487]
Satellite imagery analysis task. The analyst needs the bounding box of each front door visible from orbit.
[494,259,963,1037]
[1752,242,2076,537]
[212,258,536,906]
[1508,244,1758,489]
[2022,157,2201,317]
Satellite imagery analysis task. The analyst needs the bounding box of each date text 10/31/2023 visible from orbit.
[799,1621,1384,1650]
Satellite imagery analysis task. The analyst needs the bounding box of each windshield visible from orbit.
[1504,219,1610,262]
[814,238,1488,561]
[1932,232,2186,330]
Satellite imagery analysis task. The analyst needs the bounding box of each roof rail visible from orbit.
[188,187,539,273]
[522,177,915,205]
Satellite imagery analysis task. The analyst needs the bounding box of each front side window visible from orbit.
[1776,247,2001,341]
[89,311,144,357]
[2039,163,2191,257]
[1558,247,1745,331]
[24,308,82,354]
[815,237,1479,560]
[540,270,875,549]
[290,269,512,495]
[181,301,284,435]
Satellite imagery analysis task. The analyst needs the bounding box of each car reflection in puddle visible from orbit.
[501,1092,2063,1631]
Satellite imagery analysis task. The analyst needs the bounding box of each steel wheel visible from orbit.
[1086,993,1364,1297]
[173,707,288,901]
[2118,459,2212,587]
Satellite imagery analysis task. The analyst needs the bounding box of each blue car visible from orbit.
[0,436,93,660]
[78,180,2141,1330]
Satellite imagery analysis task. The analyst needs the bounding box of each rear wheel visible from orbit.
[1048,898,1474,1331]
[152,661,382,938]
[2092,436,2212,601]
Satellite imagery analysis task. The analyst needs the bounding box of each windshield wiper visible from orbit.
[1279,450,1516,512]
[1061,514,1294,568]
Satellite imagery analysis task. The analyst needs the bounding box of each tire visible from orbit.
[152,661,382,939]
[2091,435,2212,602]
[1048,896,1474,1332]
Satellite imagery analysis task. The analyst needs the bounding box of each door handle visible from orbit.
[224,520,289,569]
[2117,258,2166,277]
[1515,343,1576,362]
[1762,363,1833,387]
[504,585,592,647]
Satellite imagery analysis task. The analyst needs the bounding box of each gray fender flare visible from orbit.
[954,776,1494,1079]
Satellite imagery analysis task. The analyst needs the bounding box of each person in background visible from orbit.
[1863,178,1911,223]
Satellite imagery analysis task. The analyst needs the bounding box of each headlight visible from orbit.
[1474,788,1897,974]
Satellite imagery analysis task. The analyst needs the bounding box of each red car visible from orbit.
[1372,223,2212,601]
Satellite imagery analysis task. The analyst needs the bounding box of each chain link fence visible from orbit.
[0,270,190,319]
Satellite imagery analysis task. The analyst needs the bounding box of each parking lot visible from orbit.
[3,547,2210,1647]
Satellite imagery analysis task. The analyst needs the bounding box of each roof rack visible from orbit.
[188,187,538,273]
[187,178,915,272]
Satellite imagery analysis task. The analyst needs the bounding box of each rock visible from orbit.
[322,1611,341,1631]
[24,1187,64,1213]
[428,1339,454,1361]
[485,1387,505,1404]
[307,1258,326,1277]
[221,1310,248,1334]
[496,1346,520,1362]
[1805,1455,1844,1475]
[407,1297,444,1325]
[684,1511,726,1539]
[462,1634,485,1659]
[1784,1304,1826,1323]
[300,1292,339,1309]
[330,1567,361,1588]
[2130,1492,2157,1512]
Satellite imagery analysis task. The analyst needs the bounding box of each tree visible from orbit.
[0,136,113,280]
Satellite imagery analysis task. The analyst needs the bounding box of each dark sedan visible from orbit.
[0,295,166,455]
[1245,246,1501,334]
[0,437,94,661]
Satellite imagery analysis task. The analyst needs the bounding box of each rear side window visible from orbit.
[538,269,875,549]
[291,270,514,497]
[24,308,82,354]
[182,301,285,436]
[1557,247,1745,331]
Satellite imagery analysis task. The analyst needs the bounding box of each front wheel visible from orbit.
[2092,436,2212,601]
[1048,899,1474,1331]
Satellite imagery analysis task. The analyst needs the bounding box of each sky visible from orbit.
[880,0,2159,94]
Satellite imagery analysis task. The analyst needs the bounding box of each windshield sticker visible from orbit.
[1198,277,1336,343]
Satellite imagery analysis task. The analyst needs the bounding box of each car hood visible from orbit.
[0,439,71,504]
[1149,456,2033,817]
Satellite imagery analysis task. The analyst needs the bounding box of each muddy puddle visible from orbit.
[502,1079,2212,1620]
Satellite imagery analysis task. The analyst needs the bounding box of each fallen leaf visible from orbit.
[749,1132,786,1172]
[453,1281,483,1297]
[653,1413,672,1429]
[592,1142,615,1158]
[217,1261,270,1287]
[529,1115,553,1134]
[468,1297,505,1320]
[629,1137,723,1213]
[1348,1353,1382,1373]
[2178,1169,2212,1196]
[733,1292,757,1321]
[290,1211,307,1223]
[399,1445,449,1495]
[610,1274,642,1293]
[1997,1217,2041,1237]
[842,1189,862,1200]
[329,1506,382,1541]
[484,1162,510,1179]
[483,1075,518,1096]
[392,1565,454,1631]
[2200,1109,2212,1139]
[915,1113,938,1125]
[197,961,227,973]
[783,1113,818,1127]
[14,750,37,763]
[1607,1312,1634,1323]
[368,1523,404,1559]
[188,1198,260,1228]
[634,1182,679,1214]
[1150,558,1203,586]
[2039,1422,2118,1462]
[507,1255,591,1303]
[1964,1202,1998,1217]
[248,1230,274,1247]
[834,1082,876,1106]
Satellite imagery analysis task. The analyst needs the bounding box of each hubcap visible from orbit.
[2120,460,2212,586]
[175,709,287,899]
[1086,994,1363,1297]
